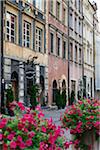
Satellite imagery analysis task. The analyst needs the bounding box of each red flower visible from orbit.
[41,126,46,133]
[28,131,35,138]
[19,142,26,149]
[17,135,22,142]
[25,139,32,147]
[7,133,15,140]
[10,141,17,149]
[3,144,8,150]
[0,133,2,140]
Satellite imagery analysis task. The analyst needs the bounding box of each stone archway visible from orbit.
[11,71,18,101]
[52,80,57,103]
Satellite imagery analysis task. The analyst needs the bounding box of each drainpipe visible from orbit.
[93,12,96,98]
[0,0,5,114]
[82,0,84,98]
[67,0,70,105]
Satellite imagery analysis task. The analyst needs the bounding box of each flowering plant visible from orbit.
[62,99,100,149]
[0,102,68,150]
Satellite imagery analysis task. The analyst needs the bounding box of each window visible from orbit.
[50,33,54,53]
[69,13,73,28]
[57,1,60,20]
[75,0,77,8]
[71,80,76,92]
[79,22,80,34]
[26,0,33,4]
[90,50,92,65]
[75,18,77,32]
[75,45,77,62]
[79,48,82,64]
[23,21,31,48]
[57,37,60,56]
[70,43,73,60]
[36,27,42,52]
[6,12,16,43]
[36,0,43,11]
[50,0,53,13]
[63,8,66,25]
[87,49,89,63]
[63,41,66,59]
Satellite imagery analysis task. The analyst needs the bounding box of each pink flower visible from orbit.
[0,134,2,140]
[38,112,44,118]
[19,142,26,149]
[41,126,46,133]
[64,141,71,149]
[28,131,35,138]
[36,105,41,111]
[10,141,17,149]
[18,102,25,111]
[7,133,15,140]
[17,135,22,142]
[25,139,32,147]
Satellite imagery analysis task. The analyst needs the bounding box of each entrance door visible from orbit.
[52,80,57,103]
[11,71,18,101]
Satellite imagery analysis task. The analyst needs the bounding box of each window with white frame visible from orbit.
[36,27,42,52]
[6,12,16,43]
[56,1,60,20]
[36,0,43,12]
[50,33,54,53]
[26,0,33,4]
[23,21,31,48]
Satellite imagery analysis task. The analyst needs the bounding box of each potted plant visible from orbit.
[62,99,100,149]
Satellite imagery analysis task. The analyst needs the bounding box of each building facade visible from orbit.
[83,0,95,98]
[3,0,48,106]
[47,0,68,105]
[68,0,83,100]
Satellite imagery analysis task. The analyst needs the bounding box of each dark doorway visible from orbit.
[11,71,18,101]
[40,75,45,106]
[52,80,57,103]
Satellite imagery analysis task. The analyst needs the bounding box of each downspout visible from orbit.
[1,0,5,113]
[67,0,70,105]
[82,0,84,98]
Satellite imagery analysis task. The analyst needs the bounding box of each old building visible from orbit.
[68,0,83,100]
[83,0,97,98]
[3,0,48,106]
[47,0,68,105]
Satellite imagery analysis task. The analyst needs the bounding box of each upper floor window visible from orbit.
[69,13,73,28]
[63,8,66,25]
[36,0,43,12]
[6,12,16,43]
[75,0,77,8]
[79,48,82,64]
[75,18,77,33]
[50,0,53,14]
[26,0,33,4]
[70,43,73,60]
[63,41,66,59]
[75,45,77,62]
[57,37,60,56]
[56,1,60,20]
[50,33,54,53]
[23,21,31,48]
[36,27,42,52]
